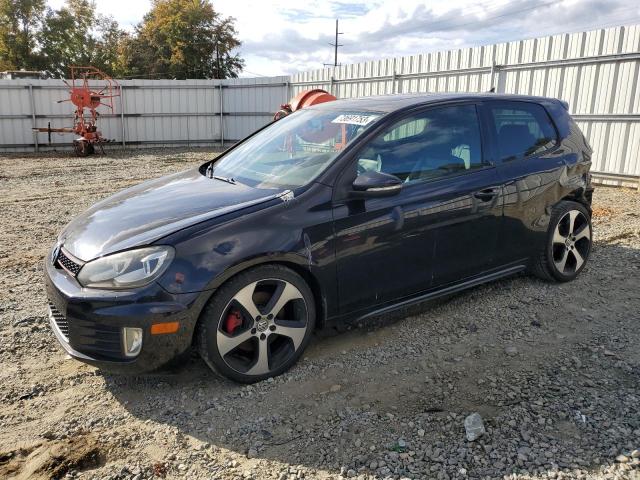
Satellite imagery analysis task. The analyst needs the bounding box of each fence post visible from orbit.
[489,62,495,92]
[28,84,38,153]
[392,58,398,94]
[219,82,224,148]
[119,85,126,148]
[495,66,506,93]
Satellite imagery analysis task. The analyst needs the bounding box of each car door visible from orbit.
[332,103,504,314]
[481,100,567,265]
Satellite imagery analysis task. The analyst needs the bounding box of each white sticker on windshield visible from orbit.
[331,114,378,126]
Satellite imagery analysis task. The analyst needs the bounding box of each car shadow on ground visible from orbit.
[102,242,640,478]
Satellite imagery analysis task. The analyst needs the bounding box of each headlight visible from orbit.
[77,246,174,289]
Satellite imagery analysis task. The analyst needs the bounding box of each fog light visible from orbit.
[122,327,143,357]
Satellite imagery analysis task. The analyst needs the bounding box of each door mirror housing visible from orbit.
[351,170,403,198]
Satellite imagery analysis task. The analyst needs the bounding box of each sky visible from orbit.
[46,0,640,77]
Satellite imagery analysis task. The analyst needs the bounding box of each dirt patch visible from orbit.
[0,434,102,480]
[591,205,616,217]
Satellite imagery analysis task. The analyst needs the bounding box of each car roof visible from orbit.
[310,92,559,113]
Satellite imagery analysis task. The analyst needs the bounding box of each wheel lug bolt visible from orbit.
[251,328,257,334]
[256,315,261,321]
[269,325,276,331]
[267,314,273,320]
[260,333,266,340]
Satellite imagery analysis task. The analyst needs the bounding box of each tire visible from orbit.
[73,140,94,157]
[197,265,316,383]
[531,200,592,282]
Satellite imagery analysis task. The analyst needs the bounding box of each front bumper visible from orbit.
[44,255,210,374]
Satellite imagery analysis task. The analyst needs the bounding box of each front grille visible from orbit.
[48,302,69,340]
[56,249,82,276]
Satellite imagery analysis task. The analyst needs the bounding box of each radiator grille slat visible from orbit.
[48,302,69,340]
[56,249,82,276]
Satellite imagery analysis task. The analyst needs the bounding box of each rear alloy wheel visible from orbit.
[198,265,315,383]
[551,210,591,275]
[531,200,592,282]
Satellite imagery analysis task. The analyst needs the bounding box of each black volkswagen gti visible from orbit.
[45,93,594,383]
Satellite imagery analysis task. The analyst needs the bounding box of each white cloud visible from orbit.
[46,0,640,76]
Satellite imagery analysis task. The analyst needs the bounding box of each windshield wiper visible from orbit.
[205,163,236,185]
[213,175,236,185]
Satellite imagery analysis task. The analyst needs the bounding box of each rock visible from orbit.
[247,448,258,459]
[329,384,342,393]
[464,413,485,441]
[505,346,518,356]
[346,468,356,477]
[418,429,425,437]
[616,454,629,463]
[631,450,640,459]
[397,439,406,448]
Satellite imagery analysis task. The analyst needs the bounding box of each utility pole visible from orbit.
[328,19,343,67]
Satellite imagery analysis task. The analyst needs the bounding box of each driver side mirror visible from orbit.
[351,170,403,198]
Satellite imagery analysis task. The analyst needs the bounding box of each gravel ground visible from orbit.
[0,148,639,480]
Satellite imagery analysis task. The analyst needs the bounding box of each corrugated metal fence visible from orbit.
[0,76,289,151]
[1,24,639,186]
[291,24,640,187]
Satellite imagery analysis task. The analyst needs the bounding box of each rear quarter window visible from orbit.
[489,102,558,162]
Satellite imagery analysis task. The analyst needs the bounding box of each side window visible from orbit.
[355,104,484,183]
[383,117,428,142]
[489,102,557,162]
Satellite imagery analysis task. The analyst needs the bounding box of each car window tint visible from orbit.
[489,102,557,162]
[383,118,428,142]
[355,105,484,184]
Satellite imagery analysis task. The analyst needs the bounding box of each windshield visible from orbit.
[210,108,382,189]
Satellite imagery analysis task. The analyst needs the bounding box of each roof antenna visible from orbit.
[488,86,496,93]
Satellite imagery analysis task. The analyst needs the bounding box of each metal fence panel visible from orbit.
[0,76,290,152]
[0,25,639,187]
[289,24,640,186]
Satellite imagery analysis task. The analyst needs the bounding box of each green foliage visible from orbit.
[0,0,243,79]
[0,0,46,71]
[123,0,244,79]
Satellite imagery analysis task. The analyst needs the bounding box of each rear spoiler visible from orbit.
[558,99,569,110]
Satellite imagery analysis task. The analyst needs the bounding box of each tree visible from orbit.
[124,0,244,79]
[0,0,46,71]
[92,17,128,77]
[39,0,127,77]
[0,0,244,79]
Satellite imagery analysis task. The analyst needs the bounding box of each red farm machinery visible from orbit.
[34,66,120,156]
[273,88,336,121]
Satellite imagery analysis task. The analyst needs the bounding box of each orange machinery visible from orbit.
[33,66,120,156]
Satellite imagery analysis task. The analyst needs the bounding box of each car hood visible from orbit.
[60,168,286,261]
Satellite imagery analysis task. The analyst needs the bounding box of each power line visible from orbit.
[319,0,560,69]
[393,0,561,36]
[241,69,268,78]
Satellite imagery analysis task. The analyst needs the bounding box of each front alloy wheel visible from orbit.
[198,265,315,383]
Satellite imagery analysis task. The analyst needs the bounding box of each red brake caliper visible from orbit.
[224,310,243,334]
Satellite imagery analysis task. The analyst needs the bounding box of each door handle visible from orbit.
[473,187,500,202]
